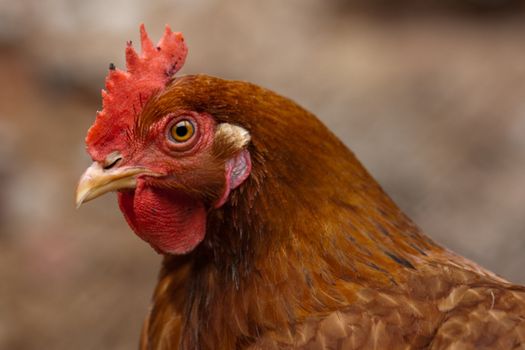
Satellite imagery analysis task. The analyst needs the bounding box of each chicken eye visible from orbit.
[169,120,195,143]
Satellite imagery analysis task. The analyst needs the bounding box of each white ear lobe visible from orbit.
[213,123,252,208]
[215,123,251,150]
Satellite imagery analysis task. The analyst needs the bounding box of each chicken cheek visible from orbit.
[118,181,206,255]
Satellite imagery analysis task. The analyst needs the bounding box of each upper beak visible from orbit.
[75,162,157,208]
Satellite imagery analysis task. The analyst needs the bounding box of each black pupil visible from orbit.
[175,124,188,137]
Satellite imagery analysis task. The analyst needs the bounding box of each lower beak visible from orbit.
[75,162,157,208]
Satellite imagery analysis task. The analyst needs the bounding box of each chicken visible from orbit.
[76,25,525,350]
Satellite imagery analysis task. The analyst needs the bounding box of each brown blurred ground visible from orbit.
[0,0,524,349]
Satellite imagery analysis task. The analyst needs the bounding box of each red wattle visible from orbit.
[118,181,206,255]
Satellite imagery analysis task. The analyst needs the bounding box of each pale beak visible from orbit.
[75,162,158,208]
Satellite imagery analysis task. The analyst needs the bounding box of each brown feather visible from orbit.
[135,75,525,349]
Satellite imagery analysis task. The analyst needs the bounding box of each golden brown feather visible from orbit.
[132,75,525,350]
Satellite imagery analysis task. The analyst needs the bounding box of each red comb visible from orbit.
[86,24,188,160]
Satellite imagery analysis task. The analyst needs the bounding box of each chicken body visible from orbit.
[135,76,525,350]
[76,27,525,350]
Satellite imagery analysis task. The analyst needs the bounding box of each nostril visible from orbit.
[103,154,122,170]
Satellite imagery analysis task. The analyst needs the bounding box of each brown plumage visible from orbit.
[77,27,525,350]
[137,75,525,349]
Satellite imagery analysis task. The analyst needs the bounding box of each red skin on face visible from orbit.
[116,112,218,255]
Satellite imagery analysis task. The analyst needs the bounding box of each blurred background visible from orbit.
[1,0,524,348]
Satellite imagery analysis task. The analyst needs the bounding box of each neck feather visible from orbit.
[147,146,439,349]
[143,75,441,348]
